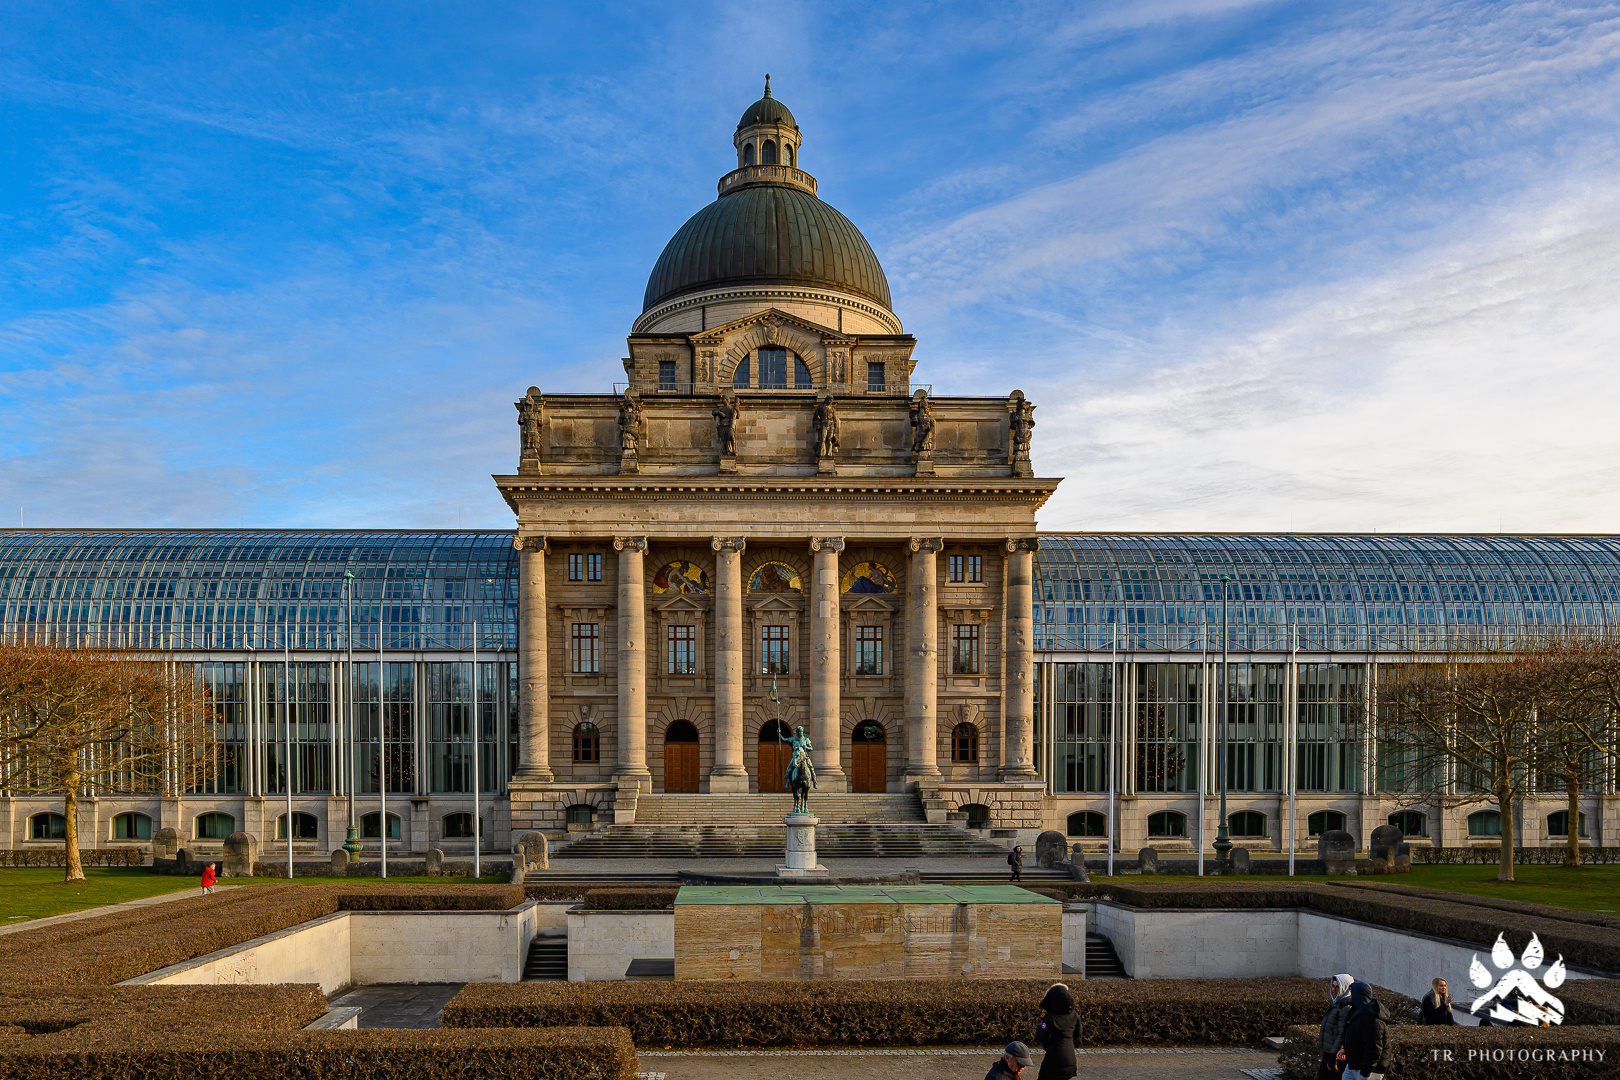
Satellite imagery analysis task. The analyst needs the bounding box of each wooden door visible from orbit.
[851,721,887,793]
[664,721,700,793]
[758,721,790,793]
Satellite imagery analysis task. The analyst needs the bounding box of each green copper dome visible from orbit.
[738,75,796,129]
[642,184,892,313]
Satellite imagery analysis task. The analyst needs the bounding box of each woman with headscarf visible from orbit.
[1341,981,1392,1080]
[1316,974,1355,1079]
[1034,982,1081,1079]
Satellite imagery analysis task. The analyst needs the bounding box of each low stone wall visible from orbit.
[567,908,675,982]
[130,911,354,994]
[1061,903,1090,973]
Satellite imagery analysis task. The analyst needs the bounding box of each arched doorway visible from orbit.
[851,720,887,793]
[664,721,700,793]
[758,721,790,793]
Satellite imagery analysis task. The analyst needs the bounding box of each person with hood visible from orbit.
[199,862,216,895]
[1420,978,1456,1025]
[1008,845,1024,882]
[1034,982,1081,1079]
[1316,973,1355,1079]
[1341,981,1392,1080]
[984,1041,1034,1080]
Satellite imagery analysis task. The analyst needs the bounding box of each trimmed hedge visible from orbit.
[1414,846,1620,866]
[582,888,679,910]
[1280,1022,1620,1080]
[333,884,527,911]
[1327,881,1620,932]
[441,977,1418,1049]
[0,849,143,868]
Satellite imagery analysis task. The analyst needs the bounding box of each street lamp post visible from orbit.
[342,571,360,855]
[1212,574,1233,867]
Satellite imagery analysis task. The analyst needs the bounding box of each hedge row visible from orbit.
[1414,846,1620,866]
[333,884,527,911]
[0,849,144,868]
[1328,881,1620,932]
[581,888,679,910]
[441,977,1417,1049]
[0,985,329,1035]
[1280,1023,1620,1080]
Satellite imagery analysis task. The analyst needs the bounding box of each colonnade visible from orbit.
[513,534,1040,792]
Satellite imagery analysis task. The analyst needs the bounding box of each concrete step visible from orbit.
[1085,934,1127,978]
[553,822,1008,860]
[523,938,567,981]
[630,794,925,825]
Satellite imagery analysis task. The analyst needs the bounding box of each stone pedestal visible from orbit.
[776,812,829,878]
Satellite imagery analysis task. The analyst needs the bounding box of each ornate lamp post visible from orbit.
[342,571,361,855]
[1212,574,1233,867]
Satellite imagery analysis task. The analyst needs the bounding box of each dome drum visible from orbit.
[718,164,816,198]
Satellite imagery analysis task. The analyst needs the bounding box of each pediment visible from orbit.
[842,594,897,611]
[750,594,802,612]
[690,307,849,347]
[656,593,710,613]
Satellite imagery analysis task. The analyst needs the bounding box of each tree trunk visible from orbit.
[62,779,85,883]
[1496,787,1515,883]
[1566,778,1581,869]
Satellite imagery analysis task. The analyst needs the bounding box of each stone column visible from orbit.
[809,537,847,791]
[514,535,553,781]
[613,536,651,787]
[710,536,749,792]
[905,537,944,782]
[1002,538,1040,779]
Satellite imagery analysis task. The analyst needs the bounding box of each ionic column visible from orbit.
[613,536,650,786]
[810,536,847,791]
[1002,538,1040,779]
[710,536,749,792]
[514,535,553,781]
[906,537,944,781]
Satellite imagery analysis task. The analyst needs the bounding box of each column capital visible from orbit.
[907,536,945,554]
[711,536,747,553]
[809,536,845,553]
[612,535,648,552]
[1006,537,1042,554]
[512,534,549,553]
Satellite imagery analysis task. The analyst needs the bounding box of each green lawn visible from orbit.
[0,868,504,923]
[1086,863,1620,913]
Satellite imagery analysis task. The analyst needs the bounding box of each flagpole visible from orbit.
[471,620,481,881]
[379,607,387,879]
[284,636,293,881]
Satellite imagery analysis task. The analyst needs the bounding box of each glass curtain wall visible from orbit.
[194,661,248,794]
[1297,663,1361,792]
[355,661,415,796]
[1046,663,1114,793]
[427,662,504,794]
[1224,663,1285,792]
[1134,663,1200,793]
[261,662,330,794]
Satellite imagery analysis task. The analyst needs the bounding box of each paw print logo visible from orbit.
[1469,932,1566,1025]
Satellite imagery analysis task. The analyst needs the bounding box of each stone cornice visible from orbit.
[494,475,1060,510]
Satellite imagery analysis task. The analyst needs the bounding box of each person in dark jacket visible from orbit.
[984,1041,1033,1079]
[1034,982,1081,1080]
[1316,973,1354,1080]
[1420,978,1456,1025]
[1008,846,1024,882]
[1341,981,1391,1080]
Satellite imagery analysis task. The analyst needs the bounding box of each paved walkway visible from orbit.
[328,983,466,1028]
[635,1048,1280,1079]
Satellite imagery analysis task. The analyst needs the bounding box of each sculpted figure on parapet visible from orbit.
[1009,390,1036,458]
[909,389,935,453]
[618,388,643,454]
[713,390,740,456]
[515,386,543,460]
[812,393,840,459]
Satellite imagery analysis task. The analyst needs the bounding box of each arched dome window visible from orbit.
[741,349,813,390]
[762,139,778,165]
[785,144,794,167]
[743,143,755,166]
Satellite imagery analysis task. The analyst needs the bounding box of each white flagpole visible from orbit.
[1108,618,1117,878]
[379,608,387,879]
[472,620,481,880]
[284,637,293,881]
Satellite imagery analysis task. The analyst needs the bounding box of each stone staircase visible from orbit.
[523,935,567,981]
[1085,934,1128,978]
[630,793,925,824]
[553,822,1009,859]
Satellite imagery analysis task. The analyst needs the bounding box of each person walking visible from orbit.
[1316,973,1354,1079]
[1420,978,1456,1025]
[1008,845,1024,882]
[984,1041,1034,1080]
[199,862,217,895]
[1341,981,1392,1080]
[1034,982,1081,1080]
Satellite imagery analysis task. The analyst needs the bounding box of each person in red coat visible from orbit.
[199,863,216,895]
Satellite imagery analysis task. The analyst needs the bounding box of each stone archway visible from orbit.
[850,719,887,793]
[664,721,700,793]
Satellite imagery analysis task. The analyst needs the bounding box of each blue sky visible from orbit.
[3,1,1618,532]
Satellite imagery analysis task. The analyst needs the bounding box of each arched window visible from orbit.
[757,347,788,389]
[1308,810,1347,837]
[785,143,794,167]
[573,721,600,762]
[762,139,778,165]
[1229,810,1267,838]
[277,812,319,840]
[361,811,402,840]
[29,813,65,840]
[1467,810,1502,837]
[743,142,754,166]
[442,811,477,838]
[951,723,979,763]
[1066,811,1107,838]
[732,357,750,388]
[112,812,151,840]
[795,355,813,389]
[1548,810,1587,838]
[195,812,235,839]
[1147,810,1187,838]
[960,803,991,829]
[1388,810,1427,837]
[566,804,595,826]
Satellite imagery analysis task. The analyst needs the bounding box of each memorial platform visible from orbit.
[672,884,1061,981]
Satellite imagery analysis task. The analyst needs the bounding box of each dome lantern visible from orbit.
[734,74,802,171]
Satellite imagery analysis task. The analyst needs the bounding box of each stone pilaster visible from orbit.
[809,536,847,791]
[905,536,944,783]
[1002,538,1040,780]
[710,536,749,792]
[613,536,651,788]
[514,535,553,781]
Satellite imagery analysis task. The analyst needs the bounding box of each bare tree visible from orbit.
[1378,652,1540,882]
[0,644,216,882]
[1530,639,1620,869]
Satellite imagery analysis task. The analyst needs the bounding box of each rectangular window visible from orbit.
[758,347,788,389]
[855,625,884,675]
[667,624,696,675]
[586,553,601,581]
[762,624,790,674]
[966,555,982,583]
[866,361,885,392]
[658,360,677,391]
[733,357,751,388]
[568,553,583,581]
[948,555,963,582]
[572,623,601,674]
[952,623,981,674]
